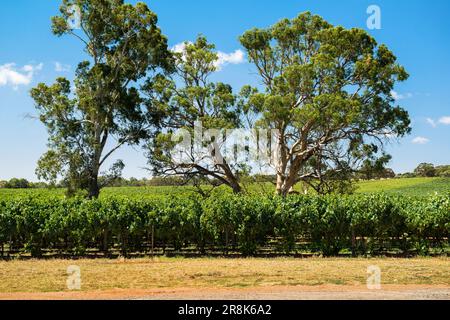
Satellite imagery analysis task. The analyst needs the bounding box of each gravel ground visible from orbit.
[2,285,449,300]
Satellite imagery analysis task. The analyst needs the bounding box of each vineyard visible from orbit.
[1,0,450,302]
[0,192,448,258]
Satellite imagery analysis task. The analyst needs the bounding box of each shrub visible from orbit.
[0,193,448,257]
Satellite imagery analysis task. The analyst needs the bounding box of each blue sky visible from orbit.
[0,0,449,181]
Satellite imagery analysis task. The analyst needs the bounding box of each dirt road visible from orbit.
[1,285,449,300]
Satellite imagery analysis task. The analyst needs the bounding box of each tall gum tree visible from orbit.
[143,37,244,194]
[30,0,173,198]
[239,12,411,196]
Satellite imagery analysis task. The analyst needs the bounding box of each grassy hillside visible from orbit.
[0,177,449,199]
[355,177,450,196]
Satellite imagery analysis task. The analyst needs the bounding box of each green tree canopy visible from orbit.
[4,178,31,189]
[359,153,393,180]
[435,165,450,178]
[239,12,411,196]
[31,0,173,198]
[143,36,244,194]
[414,163,436,177]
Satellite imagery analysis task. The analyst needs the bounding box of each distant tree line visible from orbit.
[0,176,197,189]
[1,163,449,190]
[0,178,47,189]
[398,163,450,178]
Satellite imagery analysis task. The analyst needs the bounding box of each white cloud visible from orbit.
[215,50,245,70]
[171,42,245,71]
[24,63,43,72]
[172,42,191,54]
[438,116,450,125]
[412,136,430,145]
[426,118,437,128]
[0,63,43,89]
[55,62,71,72]
[391,91,413,101]
[22,65,34,72]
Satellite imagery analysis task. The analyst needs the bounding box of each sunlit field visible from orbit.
[1,177,449,199]
[356,178,450,196]
[0,257,448,300]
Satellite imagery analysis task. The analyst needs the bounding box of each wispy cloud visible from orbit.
[426,118,437,128]
[426,116,450,127]
[391,90,413,101]
[172,42,245,71]
[438,116,450,125]
[0,63,43,89]
[412,136,430,145]
[55,62,71,72]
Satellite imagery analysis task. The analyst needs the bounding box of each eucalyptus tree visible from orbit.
[143,36,244,194]
[31,0,173,198]
[239,12,411,196]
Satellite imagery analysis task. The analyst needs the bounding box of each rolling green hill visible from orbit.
[0,177,449,199]
[355,177,450,196]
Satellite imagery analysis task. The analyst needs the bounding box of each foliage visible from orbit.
[144,36,243,194]
[414,163,437,178]
[358,154,395,180]
[2,178,31,189]
[0,192,448,257]
[239,12,411,196]
[398,164,450,179]
[436,165,450,178]
[31,0,173,199]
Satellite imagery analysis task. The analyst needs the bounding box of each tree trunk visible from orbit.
[276,169,302,197]
[87,127,106,199]
[229,179,242,194]
[88,176,100,199]
[276,174,285,196]
[275,133,288,196]
[218,156,242,194]
[280,169,299,196]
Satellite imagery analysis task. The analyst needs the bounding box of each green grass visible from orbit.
[0,177,449,199]
[0,257,449,293]
[355,177,450,196]
[0,185,192,199]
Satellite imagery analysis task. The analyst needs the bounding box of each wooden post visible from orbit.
[225,230,229,255]
[151,224,155,258]
[351,230,356,257]
[102,228,108,253]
